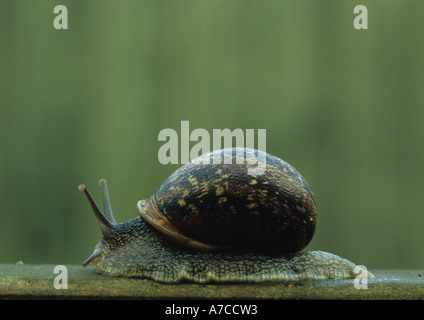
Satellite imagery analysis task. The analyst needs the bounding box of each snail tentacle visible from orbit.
[78,183,116,239]
[99,178,117,224]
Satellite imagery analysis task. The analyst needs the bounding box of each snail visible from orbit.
[79,148,372,283]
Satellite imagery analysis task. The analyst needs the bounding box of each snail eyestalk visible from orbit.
[99,179,117,224]
[78,183,115,239]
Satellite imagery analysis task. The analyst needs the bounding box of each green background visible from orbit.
[1,0,423,270]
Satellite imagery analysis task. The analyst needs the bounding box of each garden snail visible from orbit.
[79,148,372,283]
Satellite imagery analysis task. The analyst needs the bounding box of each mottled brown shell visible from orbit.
[137,148,317,254]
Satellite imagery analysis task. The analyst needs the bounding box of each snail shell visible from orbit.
[137,148,317,253]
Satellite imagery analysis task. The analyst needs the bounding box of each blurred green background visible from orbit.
[1,0,423,270]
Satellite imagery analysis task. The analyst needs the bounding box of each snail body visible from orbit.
[79,148,370,283]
